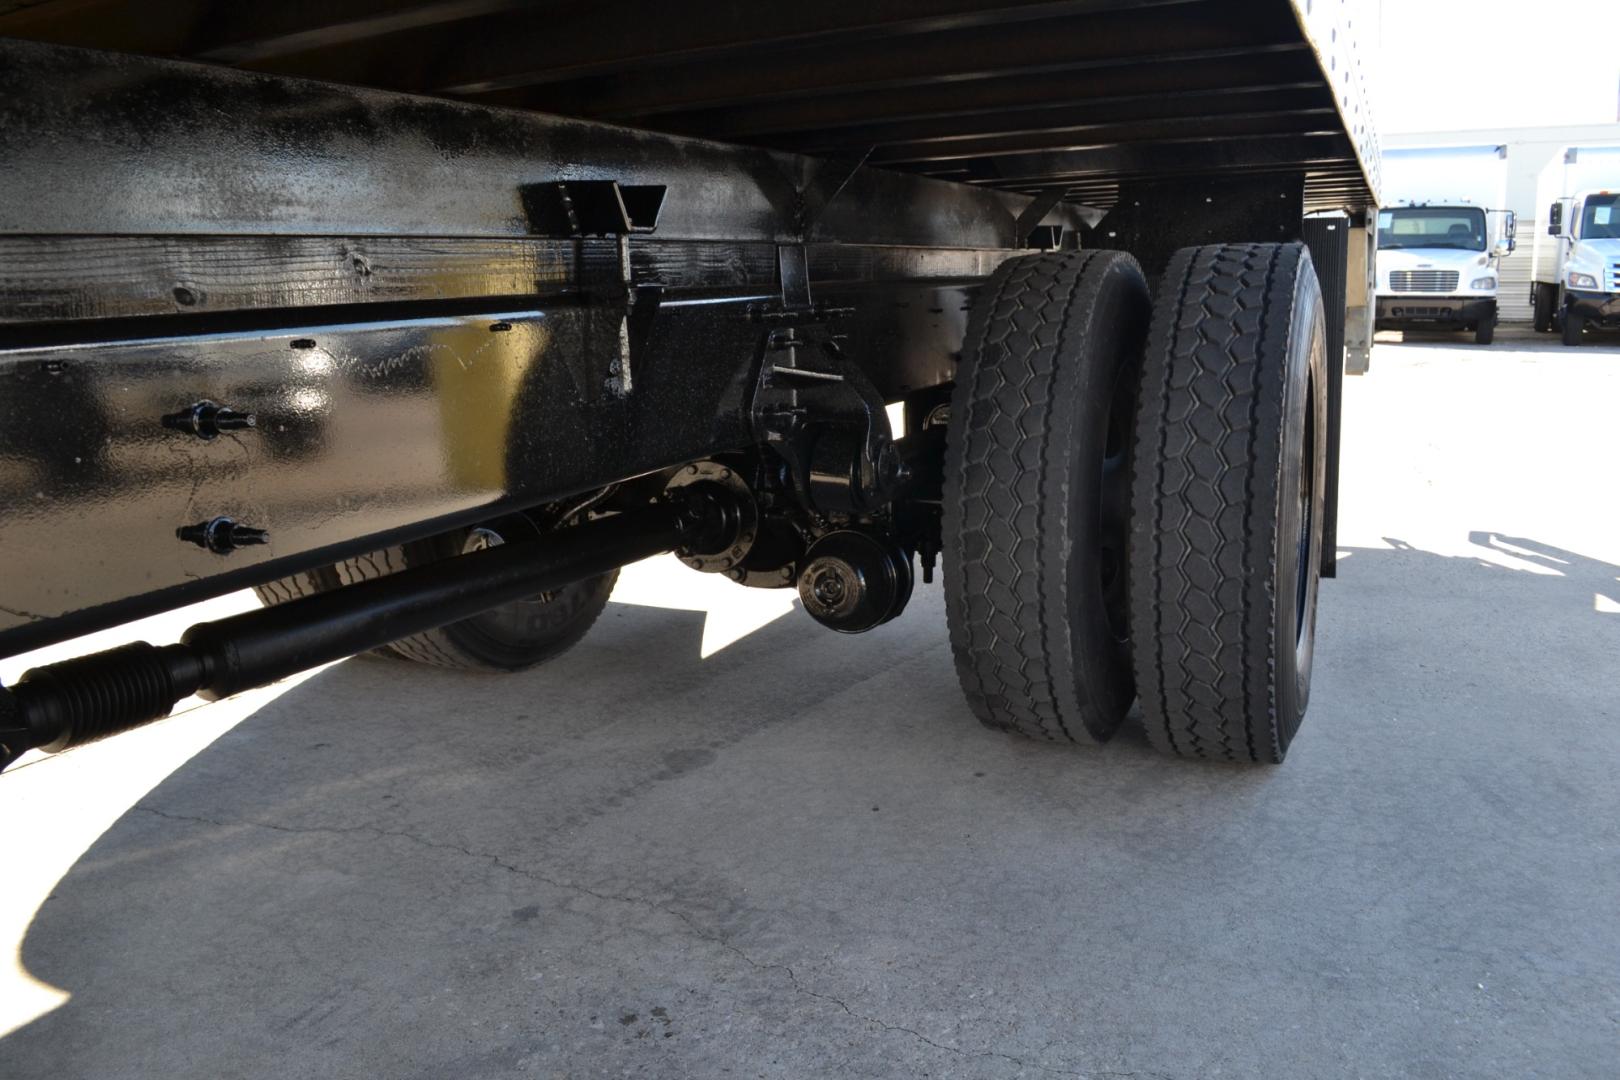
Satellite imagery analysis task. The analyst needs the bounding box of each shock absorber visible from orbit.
[0,484,747,771]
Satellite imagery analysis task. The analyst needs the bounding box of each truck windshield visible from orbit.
[1579,195,1620,239]
[1377,207,1486,251]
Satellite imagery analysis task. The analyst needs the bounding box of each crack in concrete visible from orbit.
[0,602,51,622]
[132,803,1152,1079]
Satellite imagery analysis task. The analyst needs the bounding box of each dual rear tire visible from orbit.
[260,243,1331,762]
[945,244,1328,762]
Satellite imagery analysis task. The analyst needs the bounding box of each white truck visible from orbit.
[1375,145,1515,345]
[1531,146,1620,346]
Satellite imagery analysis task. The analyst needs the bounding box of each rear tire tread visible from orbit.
[251,566,342,608]
[1562,309,1584,346]
[1128,242,1320,763]
[944,249,1148,743]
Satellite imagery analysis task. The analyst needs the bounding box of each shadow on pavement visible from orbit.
[5,536,1618,1079]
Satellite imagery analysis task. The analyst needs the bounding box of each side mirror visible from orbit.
[1547,201,1563,236]
[1498,210,1517,255]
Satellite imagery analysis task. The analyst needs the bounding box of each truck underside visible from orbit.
[0,0,1379,770]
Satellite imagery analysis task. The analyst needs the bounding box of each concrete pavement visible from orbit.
[3,337,1618,1079]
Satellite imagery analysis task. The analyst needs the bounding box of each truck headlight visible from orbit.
[1569,271,1599,289]
[1470,276,1496,290]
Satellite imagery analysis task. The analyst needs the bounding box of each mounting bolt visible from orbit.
[177,516,269,554]
[162,401,256,441]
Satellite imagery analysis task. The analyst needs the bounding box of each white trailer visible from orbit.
[1531,146,1620,345]
[1375,145,1514,345]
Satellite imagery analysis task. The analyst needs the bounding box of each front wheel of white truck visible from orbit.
[1533,284,1557,333]
[1562,308,1585,347]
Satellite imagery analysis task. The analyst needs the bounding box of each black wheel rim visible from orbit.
[1294,375,1316,655]
[1098,358,1135,643]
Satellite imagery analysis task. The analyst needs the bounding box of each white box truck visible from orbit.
[1531,146,1620,346]
[1375,145,1514,345]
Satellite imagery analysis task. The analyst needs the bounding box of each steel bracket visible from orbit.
[521,180,667,237]
[748,320,902,518]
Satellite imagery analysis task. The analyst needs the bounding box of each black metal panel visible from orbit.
[872,110,1342,169]
[792,86,1336,160]
[0,278,980,653]
[0,0,1377,213]
[0,40,1075,248]
[954,134,1353,189]
[0,235,1013,326]
[1082,174,1306,281]
[608,49,1325,135]
[268,1,1255,96]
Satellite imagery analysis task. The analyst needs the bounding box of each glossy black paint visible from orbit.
[0,7,1368,667]
[0,1,1376,213]
[1081,174,1307,281]
[0,275,993,654]
[0,40,1072,248]
[0,36,1073,656]
[1,498,697,769]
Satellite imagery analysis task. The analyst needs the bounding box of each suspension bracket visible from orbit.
[747,318,906,518]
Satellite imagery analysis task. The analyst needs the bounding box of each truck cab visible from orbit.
[1540,191,1620,343]
[1375,202,1512,345]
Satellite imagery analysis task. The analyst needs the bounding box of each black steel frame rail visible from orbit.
[0,39,1076,245]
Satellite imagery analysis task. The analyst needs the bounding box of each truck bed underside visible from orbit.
[0,0,1375,655]
[0,0,1376,211]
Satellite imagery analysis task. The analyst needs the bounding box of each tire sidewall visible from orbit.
[942,250,1150,742]
[1533,285,1554,333]
[1562,309,1584,346]
[1056,255,1150,733]
[1272,262,1328,735]
[414,519,616,669]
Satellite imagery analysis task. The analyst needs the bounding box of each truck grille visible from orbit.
[1389,270,1459,293]
[1610,261,1620,292]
